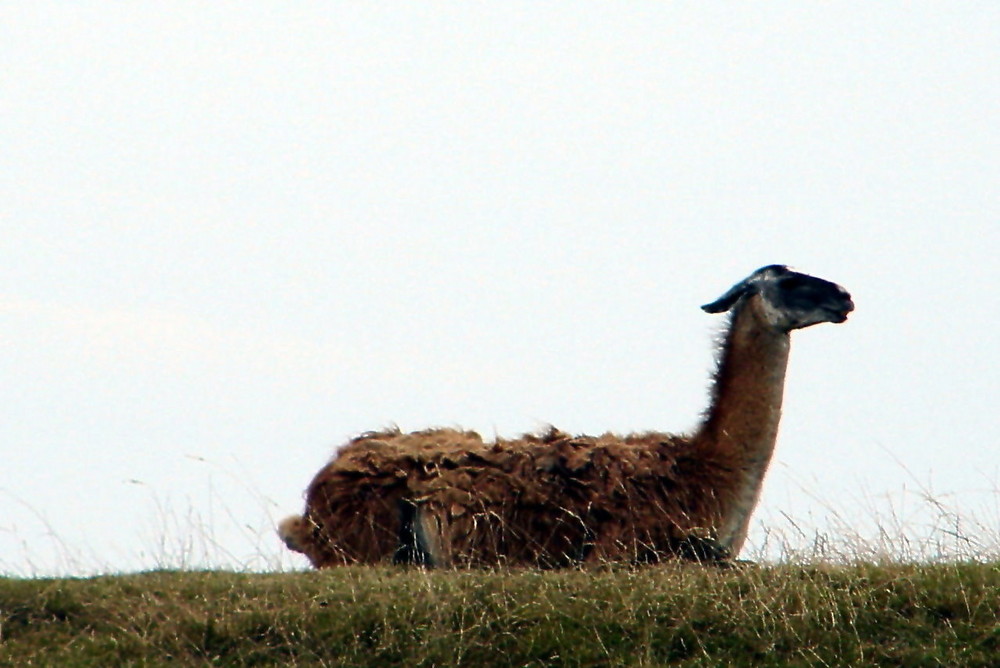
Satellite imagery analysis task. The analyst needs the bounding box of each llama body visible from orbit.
[280,265,853,567]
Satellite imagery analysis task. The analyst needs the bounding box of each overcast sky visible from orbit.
[2,3,998,575]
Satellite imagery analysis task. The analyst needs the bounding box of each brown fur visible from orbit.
[281,267,852,568]
[291,426,730,567]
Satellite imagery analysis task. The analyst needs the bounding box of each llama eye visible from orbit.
[779,276,807,290]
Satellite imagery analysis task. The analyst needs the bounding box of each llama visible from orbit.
[279,265,853,568]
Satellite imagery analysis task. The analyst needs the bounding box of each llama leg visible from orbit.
[393,499,435,567]
[673,535,732,564]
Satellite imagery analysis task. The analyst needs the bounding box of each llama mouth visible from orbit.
[828,304,854,323]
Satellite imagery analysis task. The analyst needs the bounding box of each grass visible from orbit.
[2,562,1000,666]
[4,461,999,665]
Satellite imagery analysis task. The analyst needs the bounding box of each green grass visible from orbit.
[2,562,999,666]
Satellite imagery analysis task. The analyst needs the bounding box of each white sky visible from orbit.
[2,3,997,574]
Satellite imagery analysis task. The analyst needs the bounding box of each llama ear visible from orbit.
[701,282,754,313]
[701,265,789,314]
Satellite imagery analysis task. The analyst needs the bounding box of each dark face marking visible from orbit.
[703,265,853,331]
[766,271,854,329]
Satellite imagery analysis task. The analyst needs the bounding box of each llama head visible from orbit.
[701,265,854,332]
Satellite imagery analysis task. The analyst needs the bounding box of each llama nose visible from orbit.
[836,286,854,311]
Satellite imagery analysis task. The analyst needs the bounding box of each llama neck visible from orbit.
[693,299,791,552]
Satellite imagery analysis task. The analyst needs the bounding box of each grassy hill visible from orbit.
[2,562,999,666]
